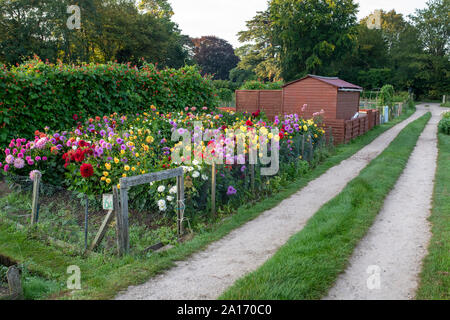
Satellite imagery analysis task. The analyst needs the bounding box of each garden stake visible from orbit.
[250,164,255,191]
[301,134,305,159]
[84,195,89,251]
[176,174,185,237]
[211,162,216,216]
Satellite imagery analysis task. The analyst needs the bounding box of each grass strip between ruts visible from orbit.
[416,132,450,300]
[0,107,417,300]
[220,112,431,300]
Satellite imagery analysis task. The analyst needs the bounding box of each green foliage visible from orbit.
[212,80,240,92]
[0,264,7,283]
[192,36,239,80]
[393,91,409,103]
[217,88,233,103]
[438,112,450,135]
[236,12,281,81]
[378,84,395,107]
[357,69,392,90]
[229,67,257,84]
[0,58,217,146]
[269,0,358,81]
[240,80,284,90]
[0,0,189,67]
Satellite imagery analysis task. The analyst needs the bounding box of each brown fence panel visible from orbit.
[323,119,345,145]
[259,90,283,120]
[236,90,259,114]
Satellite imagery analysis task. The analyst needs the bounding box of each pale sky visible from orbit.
[169,0,429,48]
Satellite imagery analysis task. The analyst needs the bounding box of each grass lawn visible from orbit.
[0,107,417,300]
[220,111,431,300]
[416,132,450,300]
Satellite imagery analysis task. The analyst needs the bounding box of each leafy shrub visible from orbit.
[0,265,7,283]
[393,91,409,103]
[212,80,240,92]
[217,88,233,103]
[378,84,395,107]
[357,68,392,90]
[0,57,217,146]
[240,80,284,90]
[438,112,450,135]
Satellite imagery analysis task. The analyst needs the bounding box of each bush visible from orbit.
[378,84,395,107]
[217,88,233,103]
[240,80,284,90]
[0,57,218,146]
[438,112,450,135]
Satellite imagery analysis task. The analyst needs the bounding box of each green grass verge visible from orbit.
[0,107,417,300]
[416,132,450,300]
[220,111,431,300]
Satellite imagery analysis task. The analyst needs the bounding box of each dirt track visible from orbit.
[116,108,426,300]
[325,104,446,300]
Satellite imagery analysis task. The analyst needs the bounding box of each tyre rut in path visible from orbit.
[325,104,446,300]
[116,109,426,300]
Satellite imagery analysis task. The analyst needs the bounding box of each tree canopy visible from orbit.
[191,36,239,80]
[236,0,449,98]
[0,0,190,67]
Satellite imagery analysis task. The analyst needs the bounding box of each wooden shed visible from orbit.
[282,75,363,120]
[235,75,369,144]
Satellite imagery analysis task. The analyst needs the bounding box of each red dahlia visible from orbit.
[80,163,94,178]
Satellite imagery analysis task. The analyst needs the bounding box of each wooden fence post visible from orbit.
[30,171,41,225]
[308,135,313,162]
[112,187,124,255]
[119,187,130,255]
[211,162,216,216]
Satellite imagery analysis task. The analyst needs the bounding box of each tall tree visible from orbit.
[138,0,174,19]
[0,0,190,67]
[409,0,450,97]
[191,36,239,80]
[410,0,449,56]
[269,0,358,81]
[236,10,281,81]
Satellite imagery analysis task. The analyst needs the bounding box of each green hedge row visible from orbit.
[0,58,217,146]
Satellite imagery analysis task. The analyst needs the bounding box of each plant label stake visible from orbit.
[102,194,114,210]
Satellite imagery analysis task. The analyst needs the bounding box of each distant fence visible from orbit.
[322,109,380,145]
[235,90,282,120]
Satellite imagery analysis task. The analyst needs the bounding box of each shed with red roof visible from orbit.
[235,75,362,121]
[282,75,363,121]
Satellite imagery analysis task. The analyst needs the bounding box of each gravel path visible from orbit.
[325,104,446,300]
[116,108,425,300]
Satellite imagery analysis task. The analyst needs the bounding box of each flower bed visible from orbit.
[1,106,328,251]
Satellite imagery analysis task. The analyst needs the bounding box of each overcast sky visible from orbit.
[169,0,429,47]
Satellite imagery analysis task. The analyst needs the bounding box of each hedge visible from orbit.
[0,57,217,146]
